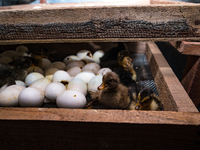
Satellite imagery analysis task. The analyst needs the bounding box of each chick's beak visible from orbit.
[98,83,106,90]
[135,103,142,110]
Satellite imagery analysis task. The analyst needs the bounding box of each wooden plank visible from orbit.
[176,41,200,56]
[0,3,200,43]
[0,107,200,125]
[0,109,200,149]
[146,42,198,112]
[151,0,192,4]
[181,57,200,107]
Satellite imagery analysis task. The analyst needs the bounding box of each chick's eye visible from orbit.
[108,79,113,82]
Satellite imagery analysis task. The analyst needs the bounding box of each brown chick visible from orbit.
[95,71,132,109]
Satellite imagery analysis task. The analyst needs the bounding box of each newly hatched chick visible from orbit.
[90,72,134,109]
[134,87,163,111]
[117,50,137,81]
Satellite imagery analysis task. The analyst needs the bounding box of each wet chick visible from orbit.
[135,87,163,111]
[94,71,133,109]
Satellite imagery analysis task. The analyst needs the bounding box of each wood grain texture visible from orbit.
[146,42,198,112]
[0,3,200,43]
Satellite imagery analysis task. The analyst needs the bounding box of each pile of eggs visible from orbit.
[0,46,112,109]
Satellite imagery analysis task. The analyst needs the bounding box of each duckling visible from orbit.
[117,50,137,81]
[89,71,134,109]
[134,87,163,111]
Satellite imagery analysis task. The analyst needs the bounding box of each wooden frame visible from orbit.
[0,42,199,149]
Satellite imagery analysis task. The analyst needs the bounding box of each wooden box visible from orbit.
[0,0,200,149]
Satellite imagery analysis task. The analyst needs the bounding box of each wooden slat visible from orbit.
[146,42,198,112]
[176,41,200,56]
[0,3,200,43]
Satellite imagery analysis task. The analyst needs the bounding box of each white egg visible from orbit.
[56,90,86,108]
[44,61,66,72]
[44,82,66,102]
[67,78,87,96]
[30,78,51,93]
[77,50,93,60]
[27,66,44,75]
[25,72,44,86]
[82,63,101,74]
[88,75,103,93]
[63,55,80,65]
[74,71,95,83]
[97,68,112,76]
[15,45,29,53]
[66,60,85,70]
[66,66,82,77]
[0,56,13,64]
[45,67,59,76]
[52,70,71,83]
[18,87,44,107]
[93,50,104,63]
[0,85,25,107]
[38,58,51,70]
[0,50,17,59]
[15,80,26,87]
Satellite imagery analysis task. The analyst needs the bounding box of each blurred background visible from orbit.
[0,0,200,6]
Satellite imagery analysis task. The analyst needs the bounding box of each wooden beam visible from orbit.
[0,3,200,43]
[146,42,198,112]
[181,57,200,107]
[177,41,200,56]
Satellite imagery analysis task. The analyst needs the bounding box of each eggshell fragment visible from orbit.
[97,68,112,76]
[66,66,82,77]
[0,56,13,64]
[30,78,51,93]
[67,78,87,96]
[15,80,26,87]
[15,45,29,53]
[63,55,80,65]
[56,90,86,108]
[52,70,71,83]
[18,87,44,107]
[25,72,44,86]
[88,75,103,93]
[74,72,95,83]
[44,82,66,102]
[0,85,25,107]
[66,60,85,70]
[93,50,104,63]
[77,50,92,59]
[0,50,17,59]
[82,63,101,74]
[81,57,95,64]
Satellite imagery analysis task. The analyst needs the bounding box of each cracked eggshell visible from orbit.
[93,50,104,64]
[97,68,112,76]
[29,78,51,93]
[67,78,87,96]
[63,55,80,65]
[15,80,26,87]
[44,82,66,102]
[82,63,101,74]
[74,71,95,83]
[77,50,93,60]
[0,85,25,107]
[27,66,44,75]
[66,60,85,70]
[18,87,44,107]
[66,66,82,77]
[56,90,86,108]
[25,72,44,86]
[52,70,71,83]
[38,58,51,70]
[81,57,95,64]
[88,75,103,93]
